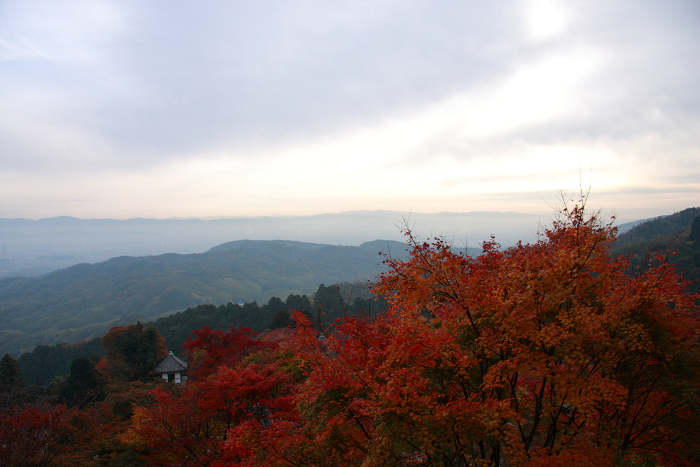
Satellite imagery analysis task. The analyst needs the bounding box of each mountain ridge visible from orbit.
[0,238,412,356]
[0,210,546,277]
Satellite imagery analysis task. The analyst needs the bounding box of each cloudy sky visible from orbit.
[1,0,698,222]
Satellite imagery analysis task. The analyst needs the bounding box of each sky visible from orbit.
[1,0,699,222]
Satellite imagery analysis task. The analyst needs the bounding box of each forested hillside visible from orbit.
[0,239,409,356]
[612,207,700,291]
[17,282,388,386]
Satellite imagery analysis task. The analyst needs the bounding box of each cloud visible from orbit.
[526,0,569,41]
[0,0,698,219]
[3,1,522,165]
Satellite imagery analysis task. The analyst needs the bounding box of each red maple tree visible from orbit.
[0,403,102,467]
[235,199,700,466]
[182,326,274,380]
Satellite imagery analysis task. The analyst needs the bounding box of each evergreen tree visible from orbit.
[269,310,294,330]
[60,356,105,404]
[102,322,168,382]
[285,294,311,313]
[266,296,287,314]
[0,353,23,389]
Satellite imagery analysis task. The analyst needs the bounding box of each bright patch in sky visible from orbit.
[527,0,568,40]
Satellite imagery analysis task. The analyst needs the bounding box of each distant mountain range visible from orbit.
[0,210,544,277]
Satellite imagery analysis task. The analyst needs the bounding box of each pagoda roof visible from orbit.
[155,352,188,373]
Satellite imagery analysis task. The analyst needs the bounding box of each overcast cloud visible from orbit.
[1,0,698,221]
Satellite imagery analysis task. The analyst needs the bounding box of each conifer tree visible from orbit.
[0,353,22,389]
[102,322,168,381]
[269,309,294,330]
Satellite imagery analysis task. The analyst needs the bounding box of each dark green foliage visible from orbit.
[269,310,294,330]
[154,294,308,351]
[614,208,700,245]
[152,301,268,352]
[349,294,388,317]
[690,216,700,243]
[613,208,700,292]
[613,208,699,258]
[14,284,389,387]
[313,282,389,323]
[0,353,22,388]
[17,294,304,386]
[60,355,105,405]
[102,323,167,382]
[285,293,312,313]
[17,337,104,386]
[674,219,700,292]
[266,296,287,315]
[154,284,388,351]
[0,239,392,356]
[313,284,347,320]
[154,303,241,353]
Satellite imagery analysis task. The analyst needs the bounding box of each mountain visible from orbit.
[0,239,414,356]
[613,208,699,248]
[0,210,542,277]
[615,217,660,234]
[612,207,700,292]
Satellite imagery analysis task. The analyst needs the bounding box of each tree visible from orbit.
[182,326,275,380]
[269,309,294,330]
[266,296,287,315]
[60,356,106,405]
[0,403,100,467]
[125,385,225,466]
[0,353,24,411]
[0,353,23,389]
[241,198,700,466]
[102,323,168,382]
[285,294,311,313]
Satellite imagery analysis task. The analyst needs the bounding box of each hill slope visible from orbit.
[612,207,700,292]
[0,239,410,356]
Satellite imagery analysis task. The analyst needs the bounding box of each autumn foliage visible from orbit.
[6,200,698,467]
[182,326,274,379]
[0,402,103,467]
[227,200,700,466]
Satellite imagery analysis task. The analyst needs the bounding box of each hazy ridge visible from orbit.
[0,210,543,277]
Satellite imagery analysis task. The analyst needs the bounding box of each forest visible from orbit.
[2,200,700,466]
[17,282,389,386]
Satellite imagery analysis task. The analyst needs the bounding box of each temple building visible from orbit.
[154,351,188,384]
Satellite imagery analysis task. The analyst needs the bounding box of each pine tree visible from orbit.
[269,309,294,330]
[0,353,23,389]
